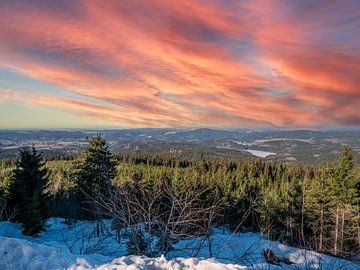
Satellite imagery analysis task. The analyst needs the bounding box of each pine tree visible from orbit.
[305,163,335,252]
[75,135,117,222]
[331,145,359,254]
[336,145,358,207]
[8,147,50,236]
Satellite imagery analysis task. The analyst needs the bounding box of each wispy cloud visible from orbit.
[0,0,359,127]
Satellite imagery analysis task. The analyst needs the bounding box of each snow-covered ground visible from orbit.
[0,219,358,270]
[231,141,255,146]
[0,238,245,270]
[244,150,276,158]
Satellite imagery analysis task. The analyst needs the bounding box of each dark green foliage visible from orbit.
[1,144,359,256]
[116,147,360,256]
[75,135,117,219]
[7,147,50,236]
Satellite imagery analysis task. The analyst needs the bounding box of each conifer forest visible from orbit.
[1,135,359,261]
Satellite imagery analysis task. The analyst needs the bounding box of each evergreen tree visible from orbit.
[305,163,336,252]
[336,145,358,207]
[2,144,359,256]
[75,135,116,221]
[8,147,50,236]
[331,146,359,254]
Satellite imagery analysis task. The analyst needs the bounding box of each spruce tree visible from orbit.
[75,135,116,221]
[332,146,359,254]
[8,147,50,236]
[336,145,358,207]
[305,163,335,252]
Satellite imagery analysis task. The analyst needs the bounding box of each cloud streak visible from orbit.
[0,0,359,127]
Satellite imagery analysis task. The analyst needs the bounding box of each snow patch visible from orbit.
[0,219,358,270]
[0,236,246,270]
[164,130,180,135]
[232,141,255,146]
[244,150,276,158]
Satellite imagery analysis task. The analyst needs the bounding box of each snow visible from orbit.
[0,234,244,270]
[0,236,75,270]
[253,138,313,144]
[216,145,276,158]
[164,130,180,135]
[244,150,276,158]
[231,141,255,146]
[97,256,247,270]
[169,228,359,269]
[0,238,245,270]
[0,219,358,270]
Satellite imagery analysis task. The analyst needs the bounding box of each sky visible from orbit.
[0,0,359,129]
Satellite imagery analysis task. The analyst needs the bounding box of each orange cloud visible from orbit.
[0,0,359,127]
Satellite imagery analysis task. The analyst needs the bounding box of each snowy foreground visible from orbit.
[0,219,358,270]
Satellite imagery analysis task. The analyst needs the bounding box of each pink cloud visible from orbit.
[0,0,359,127]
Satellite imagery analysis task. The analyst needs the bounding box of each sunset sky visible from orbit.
[0,0,359,129]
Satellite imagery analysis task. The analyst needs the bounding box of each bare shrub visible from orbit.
[92,180,221,257]
[61,220,120,256]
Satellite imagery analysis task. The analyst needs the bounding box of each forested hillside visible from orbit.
[0,137,359,261]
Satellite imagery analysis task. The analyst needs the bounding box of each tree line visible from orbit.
[0,135,359,258]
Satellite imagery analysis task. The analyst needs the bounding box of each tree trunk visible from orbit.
[319,208,324,252]
[334,207,339,255]
[96,219,100,237]
[117,229,121,244]
[358,212,360,251]
[340,211,345,254]
[301,185,306,247]
[207,234,213,257]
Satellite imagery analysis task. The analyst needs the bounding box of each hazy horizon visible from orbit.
[1,126,360,132]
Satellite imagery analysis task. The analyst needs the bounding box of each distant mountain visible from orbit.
[1,128,360,163]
